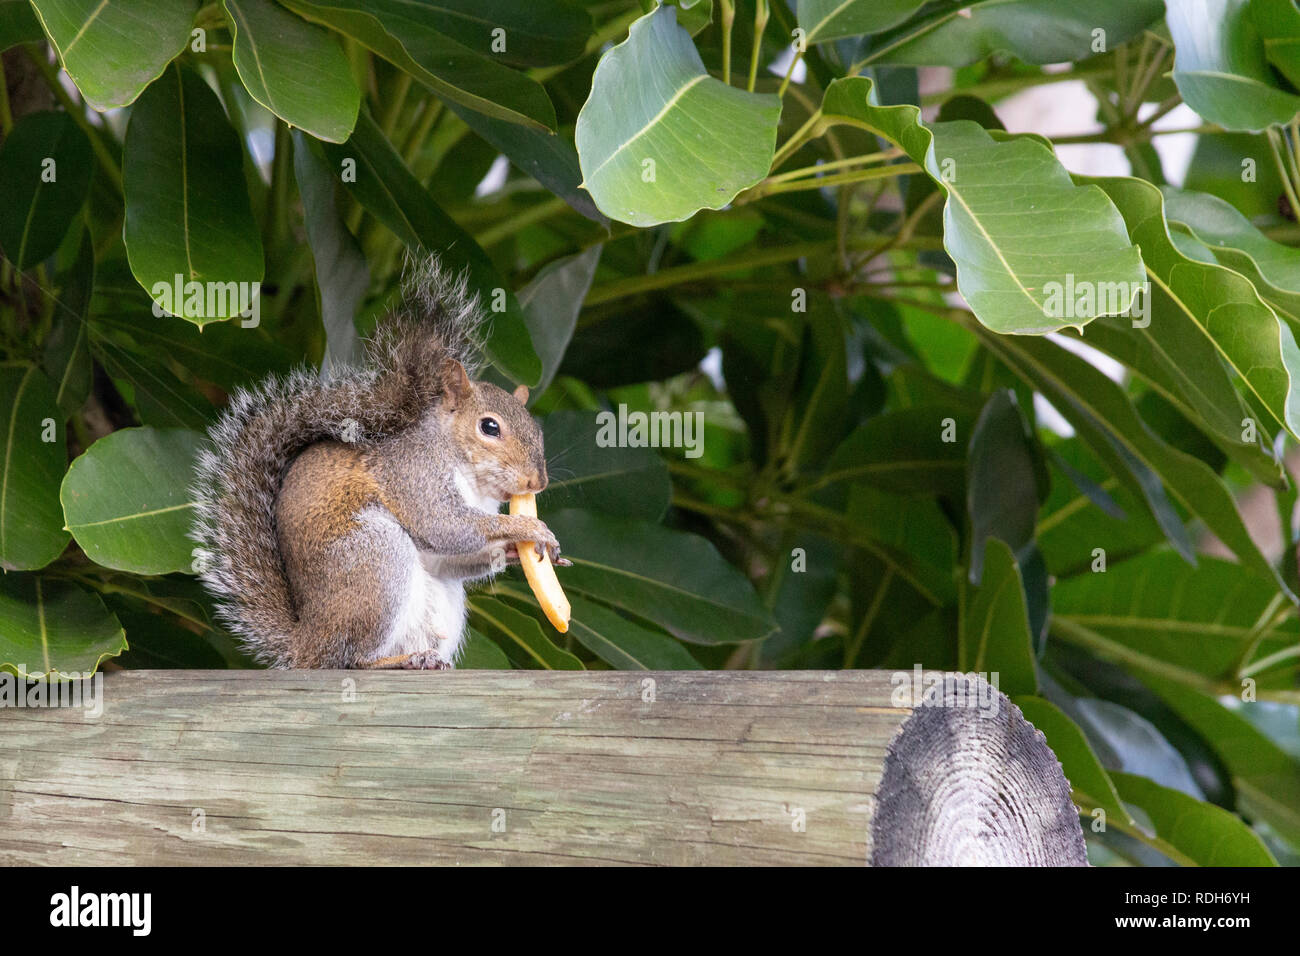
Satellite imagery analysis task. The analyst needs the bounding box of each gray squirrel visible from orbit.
[191,259,563,669]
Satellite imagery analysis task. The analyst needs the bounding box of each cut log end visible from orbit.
[871,674,1089,866]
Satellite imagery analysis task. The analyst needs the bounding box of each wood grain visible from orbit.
[0,670,1086,865]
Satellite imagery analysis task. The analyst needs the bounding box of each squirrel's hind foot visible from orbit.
[360,650,452,670]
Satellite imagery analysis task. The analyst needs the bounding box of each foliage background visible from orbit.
[2,0,1300,865]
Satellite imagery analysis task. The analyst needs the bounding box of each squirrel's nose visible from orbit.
[527,467,547,493]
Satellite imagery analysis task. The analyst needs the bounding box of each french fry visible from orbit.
[509,493,571,633]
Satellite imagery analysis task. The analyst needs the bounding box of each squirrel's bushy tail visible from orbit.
[190,258,486,666]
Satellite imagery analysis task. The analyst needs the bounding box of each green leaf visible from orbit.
[0,365,70,570]
[1254,0,1300,88]
[812,77,1144,334]
[281,0,557,130]
[1139,675,1300,847]
[468,595,583,669]
[575,4,781,226]
[966,390,1039,581]
[1053,553,1298,687]
[292,130,366,370]
[1091,177,1300,445]
[29,0,196,110]
[0,111,92,271]
[799,0,927,45]
[0,575,126,679]
[0,0,44,51]
[960,538,1036,697]
[91,335,215,430]
[1014,695,1133,826]
[516,590,701,670]
[394,0,592,69]
[457,625,512,669]
[518,246,602,395]
[60,426,203,575]
[319,111,541,384]
[972,325,1289,596]
[223,0,359,143]
[864,0,1163,68]
[42,231,94,417]
[123,64,264,325]
[814,405,972,501]
[1167,0,1300,132]
[539,410,670,521]
[1161,185,1300,328]
[545,508,777,645]
[111,602,226,669]
[447,103,607,224]
[1112,770,1278,865]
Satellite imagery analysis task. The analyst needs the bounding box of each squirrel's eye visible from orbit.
[479,417,501,438]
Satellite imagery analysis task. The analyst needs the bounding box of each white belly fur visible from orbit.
[368,467,497,666]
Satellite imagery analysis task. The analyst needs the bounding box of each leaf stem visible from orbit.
[777,44,803,98]
[1268,128,1300,226]
[747,0,769,93]
[0,55,12,134]
[763,149,903,184]
[720,0,735,85]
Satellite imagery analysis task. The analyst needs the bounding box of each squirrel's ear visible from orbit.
[439,358,472,402]
[513,384,529,404]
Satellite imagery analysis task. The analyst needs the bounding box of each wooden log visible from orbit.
[0,669,1087,865]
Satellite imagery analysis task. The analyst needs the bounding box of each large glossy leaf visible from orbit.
[1161,185,1300,328]
[863,0,1162,68]
[457,626,512,669]
[0,111,92,271]
[1071,697,1205,798]
[60,426,203,575]
[538,410,671,521]
[1015,695,1132,826]
[575,4,781,226]
[1166,0,1300,132]
[0,575,125,679]
[318,113,540,385]
[518,246,602,395]
[398,0,591,68]
[0,365,70,570]
[811,77,1144,334]
[223,0,359,143]
[1053,553,1299,686]
[960,538,1036,697]
[292,130,365,371]
[812,405,972,501]
[281,0,556,130]
[123,64,264,325]
[468,595,582,669]
[798,0,926,45]
[544,508,777,645]
[966,390,1038,582]
[29,0,196,110]
[1139,676,1300,846]
[1090,176,1300,444]
[1112,770,1278,865]
[972,325,1289,596]
[447,103,606,224]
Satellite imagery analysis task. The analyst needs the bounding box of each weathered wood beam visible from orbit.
[0,670,1087,865]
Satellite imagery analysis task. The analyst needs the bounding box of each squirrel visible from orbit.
[190,258,563,670]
